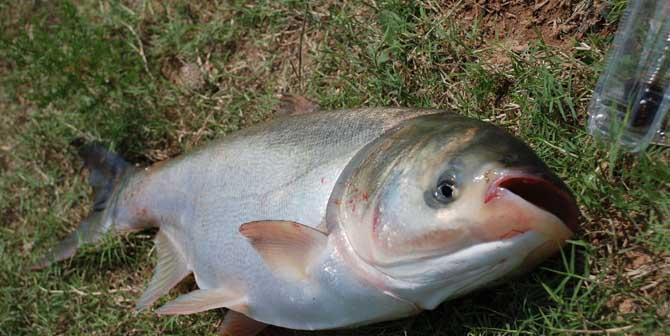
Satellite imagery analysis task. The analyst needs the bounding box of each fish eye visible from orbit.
[434,179,457,203]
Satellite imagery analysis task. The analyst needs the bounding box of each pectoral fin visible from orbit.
[218,311,266,336]
[239,220,328,281]
[156,288,246,315]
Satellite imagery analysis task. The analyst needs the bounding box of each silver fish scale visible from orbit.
[133,108,440,294]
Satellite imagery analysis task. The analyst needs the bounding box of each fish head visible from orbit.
[328,113,579,309]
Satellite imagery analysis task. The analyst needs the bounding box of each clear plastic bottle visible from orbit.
[588,0,670,152]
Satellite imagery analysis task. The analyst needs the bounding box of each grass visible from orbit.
[1,0,668,335]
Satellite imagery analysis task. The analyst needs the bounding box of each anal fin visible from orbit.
[218,311,266,336]
[156,288,247,315]
[136,231,190,311]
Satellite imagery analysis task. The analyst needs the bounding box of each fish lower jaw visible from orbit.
[386,231,553,310]
[478,187,573,243]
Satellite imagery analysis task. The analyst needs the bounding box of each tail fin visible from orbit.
[32,140,132,270]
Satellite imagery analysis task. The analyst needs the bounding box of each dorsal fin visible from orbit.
[276,94,320,116]
[136,231,190,311]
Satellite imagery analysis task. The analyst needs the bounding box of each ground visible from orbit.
[0,0,668,335]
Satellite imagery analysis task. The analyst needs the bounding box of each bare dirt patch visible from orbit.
[446,0,609,52]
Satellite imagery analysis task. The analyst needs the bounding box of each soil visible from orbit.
[446,0,612,51]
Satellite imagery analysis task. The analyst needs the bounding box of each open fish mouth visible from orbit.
[485,172,580,233]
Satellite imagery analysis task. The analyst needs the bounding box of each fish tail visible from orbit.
[32,139,134,270]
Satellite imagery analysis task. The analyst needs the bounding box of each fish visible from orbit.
[33,108,579,335]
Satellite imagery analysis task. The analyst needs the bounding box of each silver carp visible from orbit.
[34,108,579,334]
